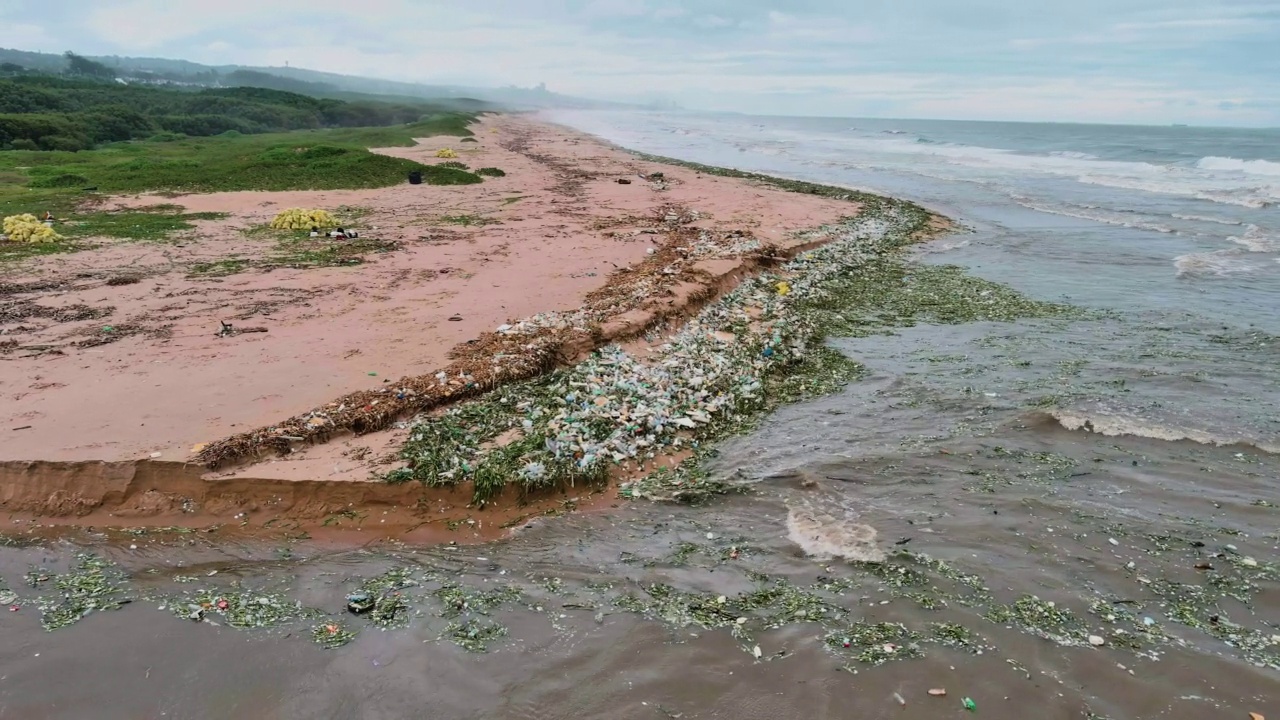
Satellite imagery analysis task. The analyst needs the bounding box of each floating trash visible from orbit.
[312,621,358,649]
[28,554,129,631]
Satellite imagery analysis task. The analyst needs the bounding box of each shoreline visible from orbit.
[1,115,949,540]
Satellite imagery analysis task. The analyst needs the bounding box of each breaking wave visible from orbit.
[1013,197,1176,233]
[1172,213,1243,226]
[1196,156,1280,177]
[1043,409,1279,454]
[1228,225,1279,253]
[1173,250,1257,277]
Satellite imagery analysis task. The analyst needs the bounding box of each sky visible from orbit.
[2,0,1279,126]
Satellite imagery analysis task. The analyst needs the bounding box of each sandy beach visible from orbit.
[1,115,869,530]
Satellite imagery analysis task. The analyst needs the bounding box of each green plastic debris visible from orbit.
[963,697,977,712]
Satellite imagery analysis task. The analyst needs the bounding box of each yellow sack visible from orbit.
[269,208,338,230]
[3,214,63,243]
[776,281,791,296]
[435,148,458,159]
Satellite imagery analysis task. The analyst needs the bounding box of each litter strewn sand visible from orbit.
[1,115,855,466]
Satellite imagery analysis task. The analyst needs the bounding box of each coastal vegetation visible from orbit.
[0,74,475,152]
[0,70,485,261]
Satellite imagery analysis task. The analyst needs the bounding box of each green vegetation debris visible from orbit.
[446,618,508,652]
[312,621,358,649]
[169,588,313,629]
[27,554,129,631]
[349,568,418,629]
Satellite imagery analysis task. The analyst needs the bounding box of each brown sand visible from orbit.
[0,115,860,530]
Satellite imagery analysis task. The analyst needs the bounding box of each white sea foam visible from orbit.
[1013,198,1176,233]
[1194,192,1274,209]
[1173,249,1257,277]
[1051,150,1098,160]
[1228,225,1279,252]
[1171,213,1243,226]
[1196,156,1280,177]
[786,506,885,563]
[1051,409,1279,454]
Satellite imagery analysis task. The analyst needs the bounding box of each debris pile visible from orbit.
[196,199,889,469]
[171,588,313,629]
[389,202,927,502]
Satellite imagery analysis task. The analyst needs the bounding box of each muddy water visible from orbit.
[4,114,1280,719]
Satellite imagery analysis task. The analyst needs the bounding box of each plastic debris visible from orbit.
[346,592,375,614]
[28,554,129,631]
[312,622,357,649]
[928,688,947,697]
[1088,635,1105,646]
[962,697,977,712]
[168,589,311,629]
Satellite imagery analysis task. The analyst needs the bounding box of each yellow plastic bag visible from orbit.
[435,148,458,159]
[776,281,791,296]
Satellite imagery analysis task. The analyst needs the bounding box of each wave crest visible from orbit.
[1197,156,1280,177]
[1043,409,1278,454]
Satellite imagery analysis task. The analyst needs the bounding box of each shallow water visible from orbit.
[2,113,1279,719]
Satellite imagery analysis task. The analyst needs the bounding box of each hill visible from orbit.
[0,47,620,110]
[0,74,485,152]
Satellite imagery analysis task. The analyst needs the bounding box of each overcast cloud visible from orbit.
[2,0,1277,125]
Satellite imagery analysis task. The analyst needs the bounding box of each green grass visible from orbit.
[438,214,498,227]
[190,234,400,276]
[190,257,250,276]
[0,117,480,202]
[476,167,506,177]
[66,208,229,241]
[0,118,482,259]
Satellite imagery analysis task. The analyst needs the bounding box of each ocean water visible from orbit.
[537,110,1280,715]
[550,112,1280,324]
[549,109,1280,444]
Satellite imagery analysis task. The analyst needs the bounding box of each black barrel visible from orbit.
[408,170,423,185]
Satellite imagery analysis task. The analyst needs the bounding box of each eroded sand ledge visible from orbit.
[0,115,930,534]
